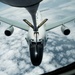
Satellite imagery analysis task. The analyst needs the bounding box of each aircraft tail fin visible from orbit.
[23,19,48,30]
[23,19,34,29]
[37,19,48,29]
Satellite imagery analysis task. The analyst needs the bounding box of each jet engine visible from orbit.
[4,26,14,36]
[61,25,70,35]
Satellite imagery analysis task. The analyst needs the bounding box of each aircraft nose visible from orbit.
[29,42,43,66]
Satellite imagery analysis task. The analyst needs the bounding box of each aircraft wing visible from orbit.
[45,15,75,31]
[0,16,29,31]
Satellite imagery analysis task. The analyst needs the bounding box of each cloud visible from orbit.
[0,60,19,75]
[59,0,75,8]
[41,0,50,4]
[0,71,7,75]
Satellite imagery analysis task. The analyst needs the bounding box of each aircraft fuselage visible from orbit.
[25,12,47,66]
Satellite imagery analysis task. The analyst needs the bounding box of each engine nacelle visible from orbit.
[4,26,14,36]
[61,25,70,35]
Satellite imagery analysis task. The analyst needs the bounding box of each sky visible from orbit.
[0,0,75,75]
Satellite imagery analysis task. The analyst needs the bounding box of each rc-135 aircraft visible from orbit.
[0,0,75,66]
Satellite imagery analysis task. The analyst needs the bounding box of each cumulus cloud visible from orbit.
[41,0,50,4]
